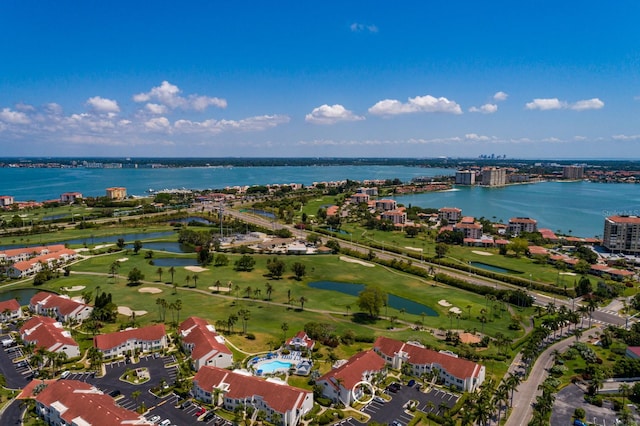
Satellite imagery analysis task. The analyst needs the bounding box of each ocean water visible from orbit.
[0,166,637,237]
[0,165,452,201]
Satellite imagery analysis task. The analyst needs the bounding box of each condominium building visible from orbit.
[105,187,127,200]
[375,199,397,211]
[603,215,640,254]
[93,324,167,358]
[480,167,507,186]
[508,217,538,235]
[438,207,462,223]
[455,170,475,185]
[562,165,584,180]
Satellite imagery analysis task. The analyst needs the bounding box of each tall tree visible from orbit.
[357,286,386,319]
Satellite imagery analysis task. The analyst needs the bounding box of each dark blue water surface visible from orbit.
[0,231,176,250]
[308,281,437,316]
[127,242,193,253]
[152,258,199,267]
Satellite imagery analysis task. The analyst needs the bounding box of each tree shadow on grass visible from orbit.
[351,312,378,325]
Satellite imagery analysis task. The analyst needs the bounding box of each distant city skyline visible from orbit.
[1,1,639,158]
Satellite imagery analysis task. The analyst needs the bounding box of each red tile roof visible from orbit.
[0,298,20,313]
[509,217,537,224]
[30,292,89,316]
[318,350,386,391]
[179,317,231,361]
[94,324,166,351]
[439,207,461,212]
[34,380,151,425]
[528,246,548,255]
[194,366,311,413]
[20,316,78,353]
[608,215,640,224]
[374,336,483,380]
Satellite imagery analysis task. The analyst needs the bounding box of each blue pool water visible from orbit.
[257,360,292,373]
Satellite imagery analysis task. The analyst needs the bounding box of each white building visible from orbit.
[179,317,233,371]
[93,324,167,359]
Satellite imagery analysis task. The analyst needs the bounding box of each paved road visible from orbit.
[505,329,594,426]
[0,400,24,426]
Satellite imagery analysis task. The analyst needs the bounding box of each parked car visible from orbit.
[407,379,416,387]
[179,399,192,409]
[149,415,161,423]
[195,407,207,417]
[159,420,171,426]
[202,412,216,422]
[60,370,70,379]
[374,396,386,403]
[108,389,121,398]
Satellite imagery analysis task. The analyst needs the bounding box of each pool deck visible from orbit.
[250,351,308,375]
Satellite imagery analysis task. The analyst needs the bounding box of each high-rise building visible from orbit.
[480,167,506,186]
[562,165,584,180]
[603,215,640,254]
[455,170,475,185]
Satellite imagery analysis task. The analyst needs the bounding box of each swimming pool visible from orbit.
[256,360,292,374]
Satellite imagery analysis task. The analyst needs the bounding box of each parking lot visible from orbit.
[0,334,31,388]
[360,382,460,426]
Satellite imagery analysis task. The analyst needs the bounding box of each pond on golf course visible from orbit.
[308,281,438,316]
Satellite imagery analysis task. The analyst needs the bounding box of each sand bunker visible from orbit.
[208,286,231,292]
[459,332,482,344]
[62,286,85,292]
[117,258,129,262]
[339,256,375,267]
[438,300,452,307]
[472,250,493,256]
[449,307,462,314]
[185,266,209,273]
[94,244,113,250]
[404,246,423,252]
[138,287,163,294]
[117,306,148,316]
[560,272,577,276]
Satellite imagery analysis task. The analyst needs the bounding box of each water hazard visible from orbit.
[308,281,437,316]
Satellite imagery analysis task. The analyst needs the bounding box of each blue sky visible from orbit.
[1,0,639,158]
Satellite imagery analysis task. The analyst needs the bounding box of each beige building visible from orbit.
[562,165,584,180]
[508,217,538,235]
[438,207,462,223]
[603,215,640,254]
[480,167,507,186]
[106,187,127,200]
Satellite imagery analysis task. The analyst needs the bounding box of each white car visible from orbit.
[159,420,171,426]
[149,415,161,423]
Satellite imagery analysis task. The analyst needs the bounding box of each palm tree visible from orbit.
[156,267,163,282]
[88,346,104,372]
[253,288,261,299]
[466,304,472,320]
[264,282,274,300]
[578,305,589,328]
[168,266,175,284]
[619,383,631,406]
[506,372,521,407]
[185,275,191,288]
[587,298,598,327]
[244,286,252,299]
[192,274,198,288]
[174,299,182,324]
[346,304,351,316]
[131,390,141,408]
[299,296,307,311]
[155,298,165,322]
[281,322,289,341]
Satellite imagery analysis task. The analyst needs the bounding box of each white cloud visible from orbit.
[145,103,169,115]
[570,98,604,111]
[525,98,567,110]
[368,95,462,116]
[469,104,498,114]
[15,102,36,112]
[612,134,640,141]
[350,22,378,33]
[493,91,508,101]
[144,117,171,131]
[465,133,491,141]
[525,97,604,111]
[175,115,290,134]
[45,103,63,115]
[86,96,120,114]
[0,108,30,124]
[573,135,587,141]
[133,81,227,111]
[305,104,365,124]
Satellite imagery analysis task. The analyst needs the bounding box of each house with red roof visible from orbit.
[28,379,152,425]
[20,316,80,359]
[0,298,22,322]
[94,324,167,359]
[285,331,315,352]
[192,366,313,426]
[316,350,387,406]
[60,192,83,203]
[373,336,485,392]
[381,209,407,226]
[0,244,67,264]
[454,221,483,239]
[179,317,233,371]
[29,292,92,323]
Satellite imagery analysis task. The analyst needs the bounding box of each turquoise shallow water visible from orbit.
[0,166,636,237]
